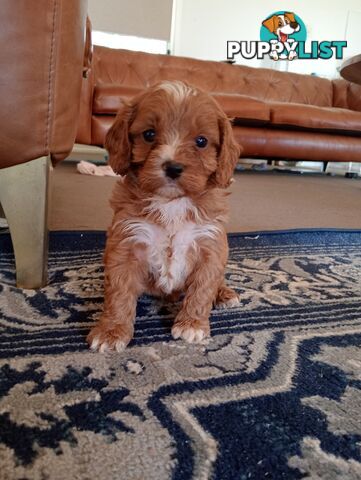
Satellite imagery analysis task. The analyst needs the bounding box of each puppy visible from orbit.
[87,81,241,352]
[262,12,300,60]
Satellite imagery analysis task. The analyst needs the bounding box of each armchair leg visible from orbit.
[0,156,51,289]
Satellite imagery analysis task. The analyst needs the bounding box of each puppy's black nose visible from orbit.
[164,162,184,179]
[290,21,298,29]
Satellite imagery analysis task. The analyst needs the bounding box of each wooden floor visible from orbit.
[50,163,361,233]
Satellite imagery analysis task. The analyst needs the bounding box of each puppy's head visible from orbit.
[262,12,299,38]
[105,81,240,199]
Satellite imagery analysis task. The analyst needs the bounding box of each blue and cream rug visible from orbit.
[1,230,361,479]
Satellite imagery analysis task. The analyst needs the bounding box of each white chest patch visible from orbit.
[121,198,219,294]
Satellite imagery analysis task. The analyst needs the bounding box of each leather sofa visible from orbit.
[76,45,361,163]
[0,0,87,288]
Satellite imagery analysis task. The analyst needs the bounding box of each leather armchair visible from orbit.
[0,0,87,288]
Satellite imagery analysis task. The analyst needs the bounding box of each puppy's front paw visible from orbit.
[172,320,210,344]
[87,323,133,353]
[288,51,297,61]
[270,50,279,61]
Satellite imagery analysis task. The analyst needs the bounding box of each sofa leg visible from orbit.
[0,156,51,289]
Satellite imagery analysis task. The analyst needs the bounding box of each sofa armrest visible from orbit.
[76,70,95,145]
[76,16,95,145]
[0,0,87,169]
[332,78,361,112]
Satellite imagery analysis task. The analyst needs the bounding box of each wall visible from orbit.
[88,0,173,40]
[171,0,361,78]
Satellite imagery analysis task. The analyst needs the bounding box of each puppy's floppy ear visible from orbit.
[105,102,134,175]
[214,115,241,188]
[262,15,277,33]
[284,12,296,23]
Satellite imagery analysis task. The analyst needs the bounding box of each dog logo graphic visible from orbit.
[227,12,347,63]
[261,11,305,61]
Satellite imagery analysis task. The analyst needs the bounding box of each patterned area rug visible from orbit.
[1,230,361,480]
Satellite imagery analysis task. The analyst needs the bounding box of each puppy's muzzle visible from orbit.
[163,161,184,180]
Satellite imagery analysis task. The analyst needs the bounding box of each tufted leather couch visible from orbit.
[76,46,361,162]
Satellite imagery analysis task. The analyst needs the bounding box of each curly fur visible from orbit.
[87,81,241,351]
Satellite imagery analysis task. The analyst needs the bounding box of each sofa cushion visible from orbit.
[93,85,142,114]
[270,102,361,135]
[93,84,271,123]
[213,94,270,123]
[233,125,361,162]
[91,115,114,146]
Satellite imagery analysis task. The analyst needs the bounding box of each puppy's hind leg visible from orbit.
[214,283,240,309]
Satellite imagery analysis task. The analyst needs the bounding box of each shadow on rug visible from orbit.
[0,230,361,479]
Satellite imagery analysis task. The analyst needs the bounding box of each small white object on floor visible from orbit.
[0,218,8,228]
[77,160,118,177]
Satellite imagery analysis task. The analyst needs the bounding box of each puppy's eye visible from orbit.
[195,136,208,148]
[143,129,156,143]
